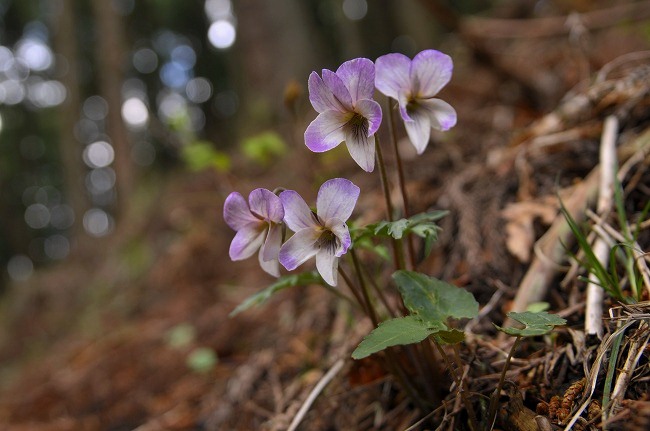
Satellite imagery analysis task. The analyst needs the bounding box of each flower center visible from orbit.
[346,113,369,140]
[316,228,340,255]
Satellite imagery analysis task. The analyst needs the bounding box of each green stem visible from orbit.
[375,136,407,270]
[386,97,417,269]
[486,336,521,431]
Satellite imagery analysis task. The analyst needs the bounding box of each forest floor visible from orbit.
[1,6,650,431]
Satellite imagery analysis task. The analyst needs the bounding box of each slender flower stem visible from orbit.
[375,136,406,270]
[349,248,379,326]
[486,336,521,431]
[386,97,417,269]
[431,339,480,431]
[338,267,368,316]
[359,263,398,318]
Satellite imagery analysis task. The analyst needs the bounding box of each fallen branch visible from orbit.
[585,115,618,339]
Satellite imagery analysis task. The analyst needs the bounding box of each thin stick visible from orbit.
[287,358,345,431]
[431,340,480,431]
[486,336,521,431]
[586,115,618,338]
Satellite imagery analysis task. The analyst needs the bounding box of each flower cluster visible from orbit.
[224,49,455,285]
[223,178,359,286]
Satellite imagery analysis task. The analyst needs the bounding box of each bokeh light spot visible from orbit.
[7,255,33,281]
[132,47,158,74]
[83,95,109,121]
[16,38,53,71]
[160,61,190,89]
[186,77,212,103]
[208,20,236,49]
[171,45,196,70]
[24,203,50,229]
[83,208,113,237]
[86,167,116,194]
[44,234,70,260]
[342,0,368,20]
[50,204,75,230]
[205,0,232,21]
[121,97,149,130]
[83,141,115,168]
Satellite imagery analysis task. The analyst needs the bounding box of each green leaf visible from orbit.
[230,272,321,317]
[353,211,447,245]
[393,271,479,324]
[186,347,218,373]
[181,140,230,172]
[434,329,466,345]
[241,131,287,166]
[352,316,443,359]
[494,311,567,337]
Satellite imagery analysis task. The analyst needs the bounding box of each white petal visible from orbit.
[316,249,338,286]
[229,225,265,261]
[258,242,280,277]
[403,107,432,154]
[410,49,453,98]
[280,190,317,232]
[419,98,457,131]
[316,178,360,222]
[344,126,375,172]
[375,53,411,100]
[278,228,320,271]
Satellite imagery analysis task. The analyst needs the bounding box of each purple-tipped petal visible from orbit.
[316,178,360,222]
[262,223,283,262]
[229,225,265,261]
[308,71,346,113]
[403,107,432,154]
[336,58,375,103]
[249,188,284,222]
[354,99,382,135]
[410,50,452,98]
[396,91,413,122]
[304,111,347,153]
[280,190,316,232]
[375,53,411,99]
[316,250,338,286]
[251,191,282,222]
[278,228,320,271]
[420,98,457,131]
[224,192,258,230]
[344,127,375,172]
[258,243,280,277]
[326,218,352,256]
[322,69,353,111]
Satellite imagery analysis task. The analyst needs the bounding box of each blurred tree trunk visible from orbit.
[51,0,89,238]
[232,0,319,132]
[90,0,133,220]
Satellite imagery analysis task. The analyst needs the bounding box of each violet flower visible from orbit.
[223,188,284,277]
[279,178,360,286]
[305,58,382,172]
[375,50,457,154]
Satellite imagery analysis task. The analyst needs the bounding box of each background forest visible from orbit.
[0,0,649,430]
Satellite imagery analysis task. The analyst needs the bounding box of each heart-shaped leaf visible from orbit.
[494,311,567,337]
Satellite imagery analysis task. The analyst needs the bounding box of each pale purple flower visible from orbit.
[305,58,382,172]
[375,50,457,154]
[223,188,284,277]
[279,178,360,286]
